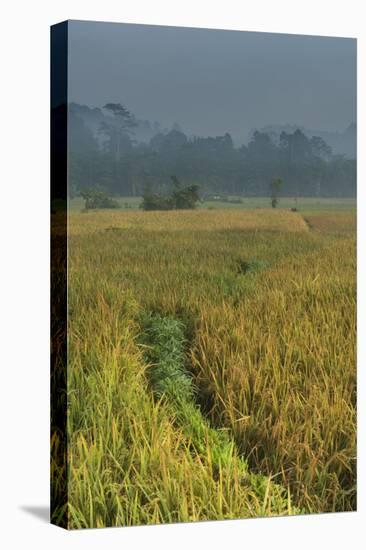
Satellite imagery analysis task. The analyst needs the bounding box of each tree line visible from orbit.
[68,103,356,199]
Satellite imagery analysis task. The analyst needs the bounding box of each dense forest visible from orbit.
[68,103,356,199]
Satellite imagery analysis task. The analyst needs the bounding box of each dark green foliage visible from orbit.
[236,259,268,275]
[69,103,356,199]
[140,190,175,211]
[80,188,120,209]
[171,176,200,210]
[141,177,200,211]
[270,178,283,208]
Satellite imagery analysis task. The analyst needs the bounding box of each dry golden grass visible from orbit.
[191,235,356,512]
[303,211,356,233]
[68,208,309,236]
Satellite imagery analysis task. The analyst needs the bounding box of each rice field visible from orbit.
[56,206,356,528]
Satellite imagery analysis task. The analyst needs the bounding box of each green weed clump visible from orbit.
[141,314,194,401]
[236,259,269,275]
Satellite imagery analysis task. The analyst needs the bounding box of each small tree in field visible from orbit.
[140,188,175,211]
[80,188,120,210]
[270,178,283,208]
[140,176,200,211]
[171,176,200,209]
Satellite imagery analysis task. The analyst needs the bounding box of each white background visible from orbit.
[1,0,365,548]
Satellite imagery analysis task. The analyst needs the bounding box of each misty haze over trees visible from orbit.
[68,102,356,199]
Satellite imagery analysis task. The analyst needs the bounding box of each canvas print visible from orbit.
[51,20,356,529]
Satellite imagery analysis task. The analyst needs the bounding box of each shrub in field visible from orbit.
[80,188,120,210]
[171,177,200,210]
[140,190,175,211]
[141,176,200,211]
[270,177,283,208]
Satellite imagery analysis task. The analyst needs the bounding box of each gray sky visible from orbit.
[68,20,356,142]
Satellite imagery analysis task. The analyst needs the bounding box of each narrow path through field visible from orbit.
[139,312,300,515]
